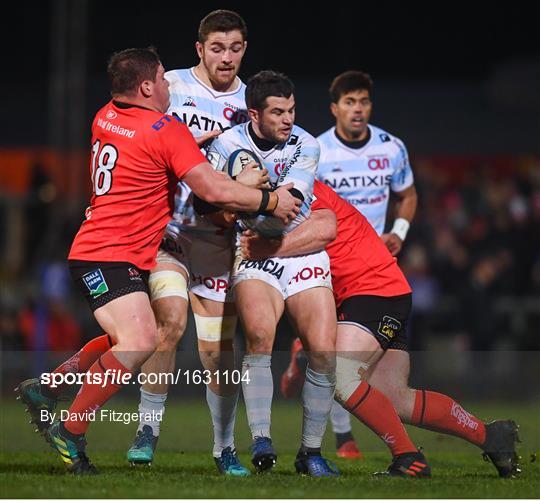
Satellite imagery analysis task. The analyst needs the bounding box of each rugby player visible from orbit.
[241,180,520,478]
[206,71,339,477]
[282,70,418,458]
[125,10,256,476]
[15,47,300,475]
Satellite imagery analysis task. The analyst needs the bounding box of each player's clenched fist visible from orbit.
[271,182,302,223]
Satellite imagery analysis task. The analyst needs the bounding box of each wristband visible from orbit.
[257,190,270,213]
[390,218,410,241]
[265,192,279,213]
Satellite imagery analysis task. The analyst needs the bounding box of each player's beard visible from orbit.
[212,66,236,88]
[260,122,289,144]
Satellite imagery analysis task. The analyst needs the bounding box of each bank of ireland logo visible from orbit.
[82,269,109,297]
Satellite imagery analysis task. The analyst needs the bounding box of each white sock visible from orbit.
[330,400,352,434]
[242,354,273,439]
[137,389,167,437]
[206,386,239,457]
[301,366,336,449]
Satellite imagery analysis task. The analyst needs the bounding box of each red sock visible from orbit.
[411,390,486,447]
[343,381,417,457]
[63,350,131,435]
[47,334,114,396]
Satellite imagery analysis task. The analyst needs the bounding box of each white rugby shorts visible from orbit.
[156,230,234,303]
[231,249,332,300]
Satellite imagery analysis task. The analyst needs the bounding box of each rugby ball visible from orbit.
[227,149,263,177]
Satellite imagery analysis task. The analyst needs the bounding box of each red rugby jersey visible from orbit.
[69,100,206,270]
[312,180,411,306]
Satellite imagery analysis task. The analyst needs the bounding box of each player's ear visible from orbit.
[330,102,338,118]
[248,108,259,123]
[140,80,153,98]
[195,41,204,59]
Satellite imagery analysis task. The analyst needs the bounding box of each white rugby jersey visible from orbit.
[207,123,320,237]
[317,124,414,235]
[165,67,248,233]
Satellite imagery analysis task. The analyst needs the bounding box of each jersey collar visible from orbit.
[189,67,243,99]
[333,125,372,149]
[112,100,155,112]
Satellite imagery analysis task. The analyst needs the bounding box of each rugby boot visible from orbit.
[336,439,364,460]
[214,446,251,476]
[47,421,98,475]
[15,378,57,435]
[374,450,431,478]
[251,436,277,473]
[295,450,340,477]
[482,419,521,478]
[127,425,159,465]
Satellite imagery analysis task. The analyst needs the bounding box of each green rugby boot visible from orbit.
[127,425,158,465]
[15,378,57,435]
[47,421,98,475]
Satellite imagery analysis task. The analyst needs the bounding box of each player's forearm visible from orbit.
[267,209,337,257]
[207,176,268,212]
[184,163,270,212]
[395,185,417,223]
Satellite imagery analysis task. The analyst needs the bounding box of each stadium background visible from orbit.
[0,2,539,495]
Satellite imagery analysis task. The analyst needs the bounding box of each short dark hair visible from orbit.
[198,10,247,43]
[107,47,161,96]
[329,70,374,103]
[246,71,294,110]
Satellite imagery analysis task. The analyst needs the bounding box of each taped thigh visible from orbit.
[148,270,188,302]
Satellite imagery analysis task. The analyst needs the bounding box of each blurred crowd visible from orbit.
[1,156,539,353]
[401,157,540,351]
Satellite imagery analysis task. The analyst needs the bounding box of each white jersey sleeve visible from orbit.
[390,136,414,193]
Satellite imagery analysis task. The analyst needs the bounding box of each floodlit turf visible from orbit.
[1,399,539,498]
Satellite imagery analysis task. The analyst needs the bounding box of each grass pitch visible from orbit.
[1,398,539,498]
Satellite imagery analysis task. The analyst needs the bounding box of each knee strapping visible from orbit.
[194,314,237,342]
[335,356,370,404]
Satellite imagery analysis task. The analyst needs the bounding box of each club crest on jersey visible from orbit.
[82,269,109,297]
[377,315,401,340]
[106,110,117,120]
